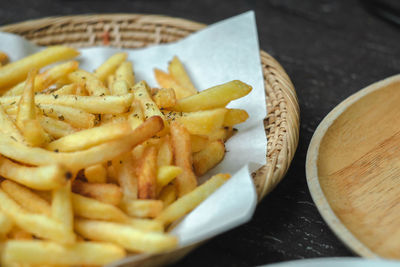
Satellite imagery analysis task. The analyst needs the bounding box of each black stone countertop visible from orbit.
[1,0,400,266]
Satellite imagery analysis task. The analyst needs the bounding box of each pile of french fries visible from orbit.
[0,46,252,266]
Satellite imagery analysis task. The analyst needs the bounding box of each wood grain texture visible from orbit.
[311,76,400,259]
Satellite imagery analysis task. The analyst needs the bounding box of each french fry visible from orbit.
[7,227,32,240]
[0,156,68,190]
[84,164,107,183]
[157,165,182,189]
[157,135,173,167]
[0,188,75,244]
[121,199,163,218]
[115,61,135,88]
[0,94,134,114]
[2,240,126,266]
[0,212,13,236]
[1,180,51,216]
[154,69,192,99]
[127,99,144,130]
[0,46,79,90]
[52,181,73,232]
[223,108,249,126]
[206,126,236,142]
[16,70,49,147]
[168,56,197,95]
[110,80,129,95]
[170,121,197,197]
[39,115,77,139]
[156,173,230,225]
[46,121,132,152]
[53,83,77,95]
[137,146,158,199]
[94,53,127,83]
[193,140,225,176]
[4,61,79,96]
[38,104,95,129]
[190,135,208,153]
[69,70,109,96]
[163,108,227,135]
[0,52,9,66]
[158,184,176,207]
[75,219,177,253]
[71,193,128,222]
[173,80,252,112]
[0,116,164,170]
[152,87,176,108]
[72,180,122,206]
[127,218,164,232]
[113,152,138,202]
[133,81,168,133]
[0,105,24,143]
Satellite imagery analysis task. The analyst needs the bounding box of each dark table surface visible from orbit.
[1,0,399,266]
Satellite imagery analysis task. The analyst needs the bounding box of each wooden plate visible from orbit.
[306,75,400,259]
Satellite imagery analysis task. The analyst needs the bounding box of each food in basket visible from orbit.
[0,47,251,266]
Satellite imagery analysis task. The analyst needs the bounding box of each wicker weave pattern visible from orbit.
[0,14,300,200]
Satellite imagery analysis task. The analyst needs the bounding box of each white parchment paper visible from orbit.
[0,10,267,260]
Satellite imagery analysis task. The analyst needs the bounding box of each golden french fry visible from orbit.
[52,181,73,232]
[170,121,197,197]
[0,94,134,114]
[69,70,109,96]
[115,61,135,88]
[53,83,77,95]
[193,140,225,176]
[0,116,164,170]
[133,81,168,133]
[156,173,230,225]
[0,188,75,244]
[157,165,182,189]
[173,80,252,112]
[223,108,249,126]
[157,135,173,167]
[2,240,126,266]
[0,104,24,143]
[121,199,163,218]
[39,115,77,139]
[5,61,79,96]
[0,156,68,190]
[127,99,144,130]
[113,152,138,202]
[158,184,176,207]
[72,193,128,222]
[84,164,107,183]
[94,53,127,83]
[163,108,227,135]
[0,46,79,90]
[1,180,51,216]
[72,180,122,206]
[168,56,197,95]
[152,87,176,109]
[110,80,129,95]
[0,52,9,66]
[127,218,164,232]
[37,104,95,129]
[75,219,177,253]
[22,119,51,146]
[154,69,192,99]
[7,227,33,240]
[46,121,132,152]
[206,126,236,142]
[137,146,158,199]
[107,74,116,89]
[190,135,208,153]
[0,211,13,236]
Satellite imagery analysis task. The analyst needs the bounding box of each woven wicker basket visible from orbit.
[0,14,300,266]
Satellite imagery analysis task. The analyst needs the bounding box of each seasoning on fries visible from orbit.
[0,49,252,266]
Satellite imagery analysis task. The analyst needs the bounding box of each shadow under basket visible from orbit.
[0,14,300,266]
